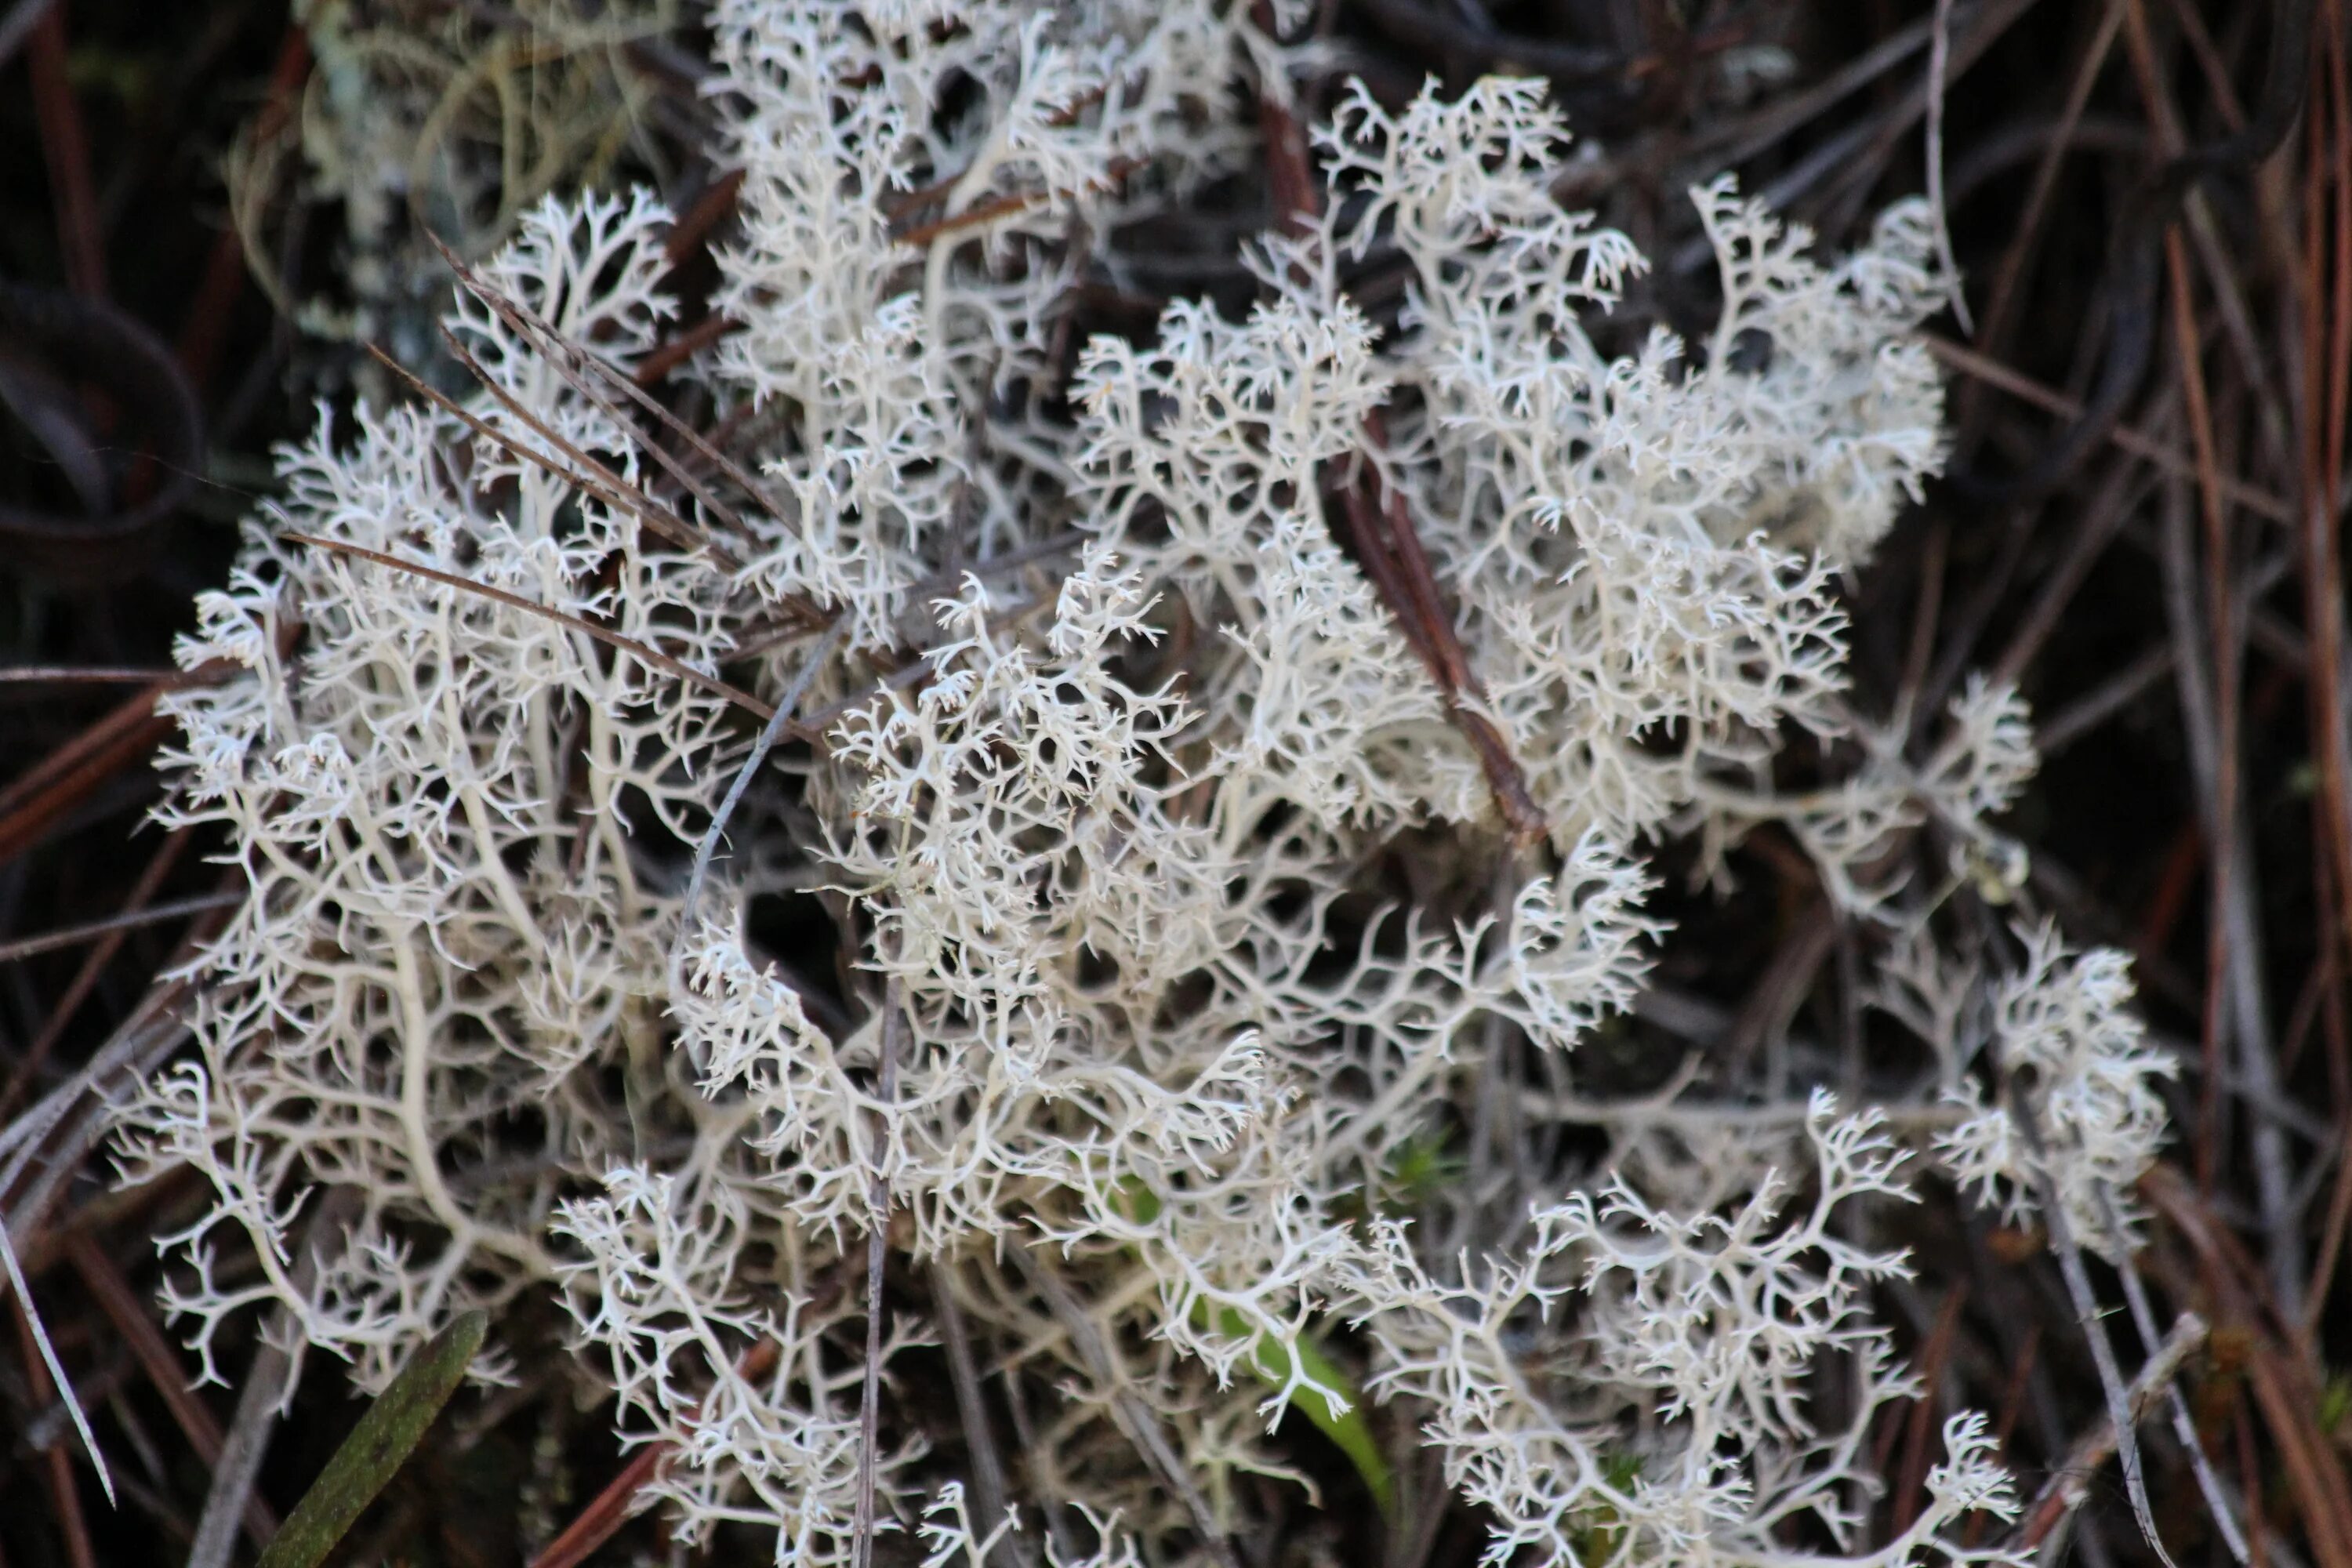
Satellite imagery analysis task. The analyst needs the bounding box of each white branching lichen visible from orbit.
[116,4,2172,1564]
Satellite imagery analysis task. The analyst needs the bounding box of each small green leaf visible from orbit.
[1572,1450,1642,1567]
[1112,1177,1396,1517]
[1380,1131,1464,1215]
[1222,1307,1398,1520]
[254,1308,488,1568]
[2320,1373,2352,1438]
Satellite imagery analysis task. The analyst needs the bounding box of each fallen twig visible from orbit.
[2005,1311,2209,1553]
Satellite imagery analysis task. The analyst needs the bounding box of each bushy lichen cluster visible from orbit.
[118,5,2173,1563]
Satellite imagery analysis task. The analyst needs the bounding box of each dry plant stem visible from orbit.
[27,2,102,301]
[680,620,847,931]
[2244,1348,2352,1568]
[365,343,717,564]
[1891,1283,1967,1537]
[1009,1241,1239,1568]
[0,678,180,869]
[888,157,1143,248]
[1893,521,1947,733]
[2038,652,2184,750]
[1982,0,2311,501]
[2086,1182,2250,1563]
[2119,0,2295,479]
[1690,17,1933,176]
[2154,470,2296,1303]
[929,1260,1022,1567]
[1986,458,2145,692]
[1924,0,1972,334]
[431,238,823,587]
[174,24,308,392]
[1338,441,1546,844]
[0,892,238,969]
[436,324,743,571]
[280,532,798,731]
[0,1004,196,1515]
[514,319,770,549]
[64,1232,279,1551]
[0,826,193,1121]
[855,985,905,1568]
[13,1287,97,1568]
[2007,1077,2176,1568]
[0,968,207,1471]
[2299,2,2352,1336]
[0,636,293,870]
[1922,335,2293,521]
[1681,0,2042,264]
[2165,220,2242,1203]
[0,976,194,1189]
[1251,16,1544,844]
[185,1192,350,1568]
[2005,1311,2209,1554]
[1348,0,1616,82]
[663,169,746,266]
[1958,0,2125,440]
[2154,1158,2352,1566]
[8,1012,197,1244]
[633,313,741,386]
[526,1338,785,1568]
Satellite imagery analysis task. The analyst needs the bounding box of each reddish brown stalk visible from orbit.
[366,342,718,564]
[2310,1103,2352,1336]
[2245,1345,2352,1568]
[1923,336,2293,522]
[527,1338,782,1568]
[882,89,1116,224]
[1961,1322,2039,1549]
[0,826,189,1120]
[1258,88,1319,246]
[17,1165,199,1281]
[633,312,741,387]
[176,23,309,390]
[0,677,191,870]
[2305,8,2352,992]
[1251,18,1544,846]
[2234,1392,2271,1568]
[423,242,823,626]
[636,138,1140,405]
[280,532,797,732]
[434,325,746,575]
[1892,1284,1968,1538]
[2144,1167,2352,1564]
[890,156,1145,249]
[1957,0,2122,437]
[663,168,746,268]
[27,3,103,302]
[2301,0,2352,1338]
[2136,668,2292,968]
[2136,823,2205,961]
[1337,447,1547,846]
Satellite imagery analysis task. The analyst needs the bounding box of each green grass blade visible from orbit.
[253,1308,488,1568]
[1218,1307,1397,1519]
[1112,1179,1396,1518]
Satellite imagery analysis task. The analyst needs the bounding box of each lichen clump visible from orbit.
[121,4,2167,1564]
